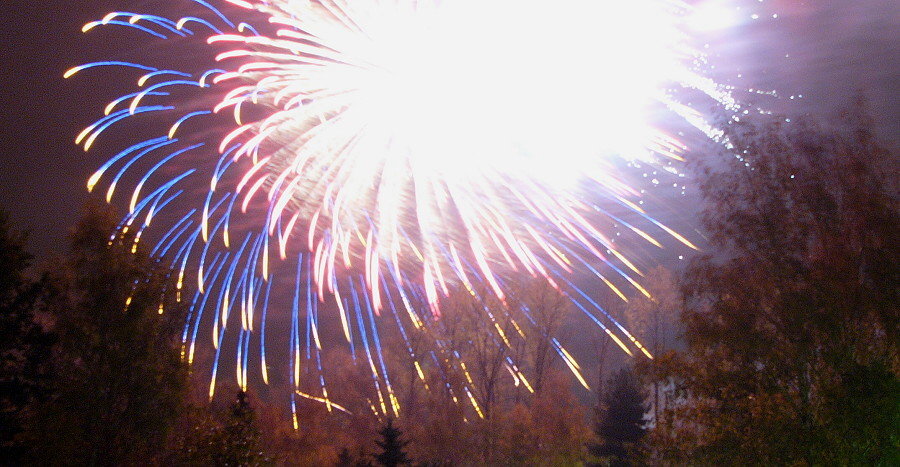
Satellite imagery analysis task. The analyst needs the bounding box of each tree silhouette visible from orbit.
[592,368,647,466]
[219,391,266,465]
[178,390,268,466]
[0,210,54,463]
[24,200,190,464]
[375,417,410,466]
[336,446,374,467]
[624,266,680,425]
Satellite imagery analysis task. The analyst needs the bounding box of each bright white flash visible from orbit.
[360,1,682,184]
[212,0,727,302]
[379,2,678,177]
[224,0,714,189]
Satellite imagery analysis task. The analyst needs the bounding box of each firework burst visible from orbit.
[67,0,736,420]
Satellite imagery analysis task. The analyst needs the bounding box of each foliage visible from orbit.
[222,391,267,465]
[336,447,376,467]
[24,200,190,465]
[179,390,269,466]
[623,267,680,358]
[391,279,593,465]
[0,211,54,462]
[623,266,680,425]
[646,107,899,463]
[0,201,593,466]
[336,447,374,467]
[496,369,595,465]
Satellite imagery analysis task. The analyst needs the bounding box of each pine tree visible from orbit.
[219,391,266,466]
[179,390,268,466]
[592,368,647,466]
[375,418,411,466]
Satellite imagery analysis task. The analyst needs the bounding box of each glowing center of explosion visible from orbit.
[269,0,685,189]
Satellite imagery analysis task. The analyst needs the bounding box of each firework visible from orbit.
[67,0,736,419]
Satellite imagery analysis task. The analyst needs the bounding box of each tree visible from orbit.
[647,107,899,463]
[623,266,680,425]
[175,390,269,466]
[0,211,54,462]
[335,446,374,467]
[25,200,190,464]
[423,285,511,461]
[374,417,410,466]
[496,368,594,465]
[515,277,570,395]
[216,391,267,465]
[383,277,593,465]
[592,368,647,466]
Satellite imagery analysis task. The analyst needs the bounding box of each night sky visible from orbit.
[1,0,897,262]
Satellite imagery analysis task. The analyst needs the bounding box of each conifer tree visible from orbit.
[219,391,266,465]
[178,390,269,466]
[337,448,355,466]
[592,368,647,466]
[375,417,410,466]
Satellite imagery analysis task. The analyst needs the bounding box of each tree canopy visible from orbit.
[0,211,54,463]
[24,201,190,465]
[645,107,899,464]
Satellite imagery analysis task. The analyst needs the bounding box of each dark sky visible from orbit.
[2,0,121,259]
[1,0,897,261]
